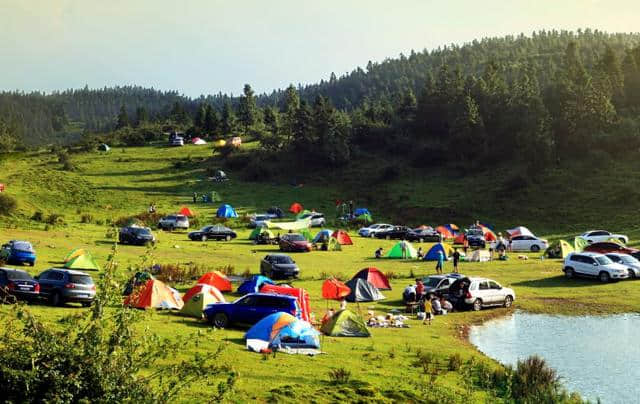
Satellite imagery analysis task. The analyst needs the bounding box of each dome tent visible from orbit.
[245,312,319,351]
[345,278,385,302]
[386,241,418,259]
[321,309,370,337]
[321,278,351,300]
[545,240,574,259]
[181,290,223,318]
[197,271,232,292]
[423,243,453,261]
[216,204,237,218]
[237,275,274,294]
[351,267,391,290]
[331,230,353,245]
[124,279,184,310]
[289,202,303,214]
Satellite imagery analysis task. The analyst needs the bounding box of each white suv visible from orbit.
[299,213,325,227]
[158,214,189,231]
[580,230,628,245]
[449,277,515,311]
[358,223,393,238]
[563,252,629,282]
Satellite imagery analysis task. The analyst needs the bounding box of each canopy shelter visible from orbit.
[506,226,534,239]
[63,251,100,271]
[245,312,320,351]
[179,206,195,217]
[237,275,274,294]
[331,230,353,245]
[321,278,351,300]
[260,284,311,322]
[545,240,575,259]
[289,202,303,214]
[345,278,385,302]
[216,204,238,218]
[351,267,391,290]
[124,279,184,310]
[423,243,453,261]
[265,217,311,231]
[197,271,232,292]
[321,309,370,337]
[386,241,418,259]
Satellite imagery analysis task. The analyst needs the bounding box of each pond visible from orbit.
[469,311,640,404]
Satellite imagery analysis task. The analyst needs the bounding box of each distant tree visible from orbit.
[204,104,220,137]
[281,85,300,142]
[134,106,148,127]
[115,105,129,129]
[221,101,236,135]
[170,102,190,125]
[237,84,258,131]
[194,103,207,129]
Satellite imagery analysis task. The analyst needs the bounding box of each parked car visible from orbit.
[605,253,640,279]
[407,228,441,242]
[0,240,36,266]
[0,267,39,301]
[298,213,326,227]
[279,233,312,252]
[119,226,156,246]
[260,254,300,279]
[465,228,486,248]
[158,214,189,231]
[203,293,300,328]
[583,242,640,259]
[509,235,548,252]
[35,268,96,306]
[188,225,237,241]
[375,226,412,240]
[563,252,629,282]
[580,230,628,245]
[447,277,515,311]
[249,214,271,228]
[169,135,184,146]
[358,223,394,238]
[421,273,465,296]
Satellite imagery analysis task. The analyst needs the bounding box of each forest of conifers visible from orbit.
[2,29,640,171]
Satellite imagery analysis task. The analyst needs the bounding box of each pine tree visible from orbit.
[194,103,206,129]
[204,105,220,137]
[281,85,300,142]
[221,101,236,135]
[135,106,148,127]
[237,84,258,132]
[116,105,129,129]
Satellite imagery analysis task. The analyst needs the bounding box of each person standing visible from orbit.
[452,248,460,273]
[401,239,408,259]
[436,250,444,274]
[193,192,197,203]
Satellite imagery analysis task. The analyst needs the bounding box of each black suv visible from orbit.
[119,226,156,246]
[466,227,486,248]
[35,268,95,306]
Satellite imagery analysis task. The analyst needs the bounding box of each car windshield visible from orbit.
[620,255,638,264]
[467,229,483,236]
[424,277,441,287]
[6,270,32,280]
[176,216,188,222]
[12,242,34,252]
[134,228,151,235]
[287,234,306,242]
[255,216,268,221]
[201,226,213,232]
[273,256,294,264]
[595,256,613,265]
[70,275,93,285]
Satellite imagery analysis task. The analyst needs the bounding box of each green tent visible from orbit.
[545,240,574,259]
[249,227,262,240]
[300,228,313,241]
[296,209,312,219]
[64,252,100,271]
[328,237,342,251]
[63,248,86,263]
[386,241,418,259]
[181,292,220,319]
[574,236,588,252]
[321,309,370,337]
[358,213,373,223]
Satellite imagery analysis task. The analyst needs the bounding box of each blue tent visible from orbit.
[312,229,333,243]
[354,208,370,217]
[423,243,451,261]
[245,312,320,349]
[216,204,238,218]
[237,275,274,294]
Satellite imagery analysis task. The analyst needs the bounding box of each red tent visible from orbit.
[331,230,353,245]
[479,225,497,241]
[352,267,391,290]
[182,284,225,303]
[321,278,351,300]
[260,284,311,322]
[197,271,232,292]
[0,183,4,192]
[435,226,454,239]
[179,206,195,217]
[289,202,303,214]
[453,233,466,245]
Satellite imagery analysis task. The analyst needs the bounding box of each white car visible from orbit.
[509,235,548,252]
[580,230,628,245]
[299,213,325,227]
[604,253,640,279]
[450,277,515,311]
[563,252,629,282]
[249,214,271,228]
[358,223,393,238]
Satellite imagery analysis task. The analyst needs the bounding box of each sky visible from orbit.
[1,0,639,98]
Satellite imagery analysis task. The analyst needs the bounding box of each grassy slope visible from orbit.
[1,144,639,402]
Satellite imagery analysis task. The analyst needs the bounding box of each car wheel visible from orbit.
[599,271,610,283]
[472,299,482,311]
[213,313,229,328]
[201,235,207,242]
[386,235,391,240]
[530,245,540,252]
[504,295,513,308]
[419,238,424,243]
[564,268,574,279]
[369,233,375,238]
[50,291,61,306]
[628,269,636,279]
[225,235,231,241]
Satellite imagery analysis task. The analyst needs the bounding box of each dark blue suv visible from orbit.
[203,293,300,328]
[0,240,36,266]
[35,269,96,307]
[0,267,40,301]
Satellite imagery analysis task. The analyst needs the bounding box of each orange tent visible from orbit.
[179,206,195,217]
[436,226,454,239]
[479,225,497,241]
[124,279,183,310]
[322,278,351,300]
[197,271,232,292]
[260,284,311,322]
[453,233,466,245]
[289,202,303,214]
[182,283,225,303]
[352,267,391,290]
[331,230,353,245]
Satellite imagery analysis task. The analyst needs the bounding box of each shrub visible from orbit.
[0,193,17,216]
[327,368,351,385]
[189,216,201,228]
[502,172,531,192]
[46,213,64,225]
[448,353,463,371]
[152,263,209,284]
[80,213,94,223]
[31,210,44,222]
[511,355,561,402]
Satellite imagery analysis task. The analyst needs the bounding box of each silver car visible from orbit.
[158,214,189,230]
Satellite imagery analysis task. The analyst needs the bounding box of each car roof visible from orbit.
[242,293,296,300]
[467,277,496,282]
[569,251,603,257]
[266,253,290,257]
[46,268,91,276]
[0,267,29,273]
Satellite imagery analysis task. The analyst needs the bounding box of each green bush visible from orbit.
[448,353,463,371]
[31,210,44,222]
[45,213,64,225]
[328,368,351,385]
[80,213,94,223]
[511,355,562,402]
[0,193,17,216]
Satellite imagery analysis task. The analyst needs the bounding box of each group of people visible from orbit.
[402,279,453,314]
[374,245,461,275]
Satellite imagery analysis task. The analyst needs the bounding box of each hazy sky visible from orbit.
[2,0,639,97]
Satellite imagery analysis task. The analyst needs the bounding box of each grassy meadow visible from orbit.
[1,144,640,402]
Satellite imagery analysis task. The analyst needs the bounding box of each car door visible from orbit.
[233,295,260,323]
[510,236,524,251]
[257,296,282,319]
[581,256,598,276]
[37,271,54,296]
[477,281,490,303]
[488,281,503,303]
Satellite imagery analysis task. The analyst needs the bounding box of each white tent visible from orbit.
[192,137,207,145]
[506,226,534,239]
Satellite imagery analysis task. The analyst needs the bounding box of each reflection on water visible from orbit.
[469,311,640,404]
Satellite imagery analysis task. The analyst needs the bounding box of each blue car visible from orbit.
[0,240,36,266]
[203,293,300,328]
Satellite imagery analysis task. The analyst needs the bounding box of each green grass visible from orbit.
[1,144,639,402]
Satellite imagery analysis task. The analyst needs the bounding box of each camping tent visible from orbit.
[179,206,195,217]
[479,225,497,241]
[424,243,453,261]
[312,229,332,243]
[444,224,459,235]
[545,240,575,259]
[197,271,232,292]
[321,309,370,337]
[191,137,207,145]
[260,284,311,322]
[237,275,274,294]
[386,241,418,259]
[124,279,184,310]
[506,226,534,238]
[352,267,391,290]
[435,226,455,239]
[123,271,155,295]
[245,312,319,351]
[295,209,312,219]
[468,250,490,262]
[181,289,224,318]
[249,227,273,240]
[321,278,351,300]
[345,278,385,302]
[216,204,238,218]
[331,230,353,245]
[453,233,466,245]
[215,139,226,147]
[289,202,303,214]
[63,248,86,263]
[354,208,370,217]
[357,213,373,223]
[328,237,342,251]
[300,228,313,241]
[182,283,225,304]
[574,236,589,252]
[64,251,100,271]
[98,143,110,151]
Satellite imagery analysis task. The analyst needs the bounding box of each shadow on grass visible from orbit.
[513,275,602,288]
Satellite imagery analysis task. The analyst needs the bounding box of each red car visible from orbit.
[584,242,640,259]
[279,233,312,252]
